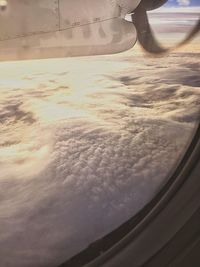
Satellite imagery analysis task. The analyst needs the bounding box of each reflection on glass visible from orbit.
[0,2,200,267]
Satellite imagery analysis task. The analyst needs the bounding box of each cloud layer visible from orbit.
[0,44,199,267]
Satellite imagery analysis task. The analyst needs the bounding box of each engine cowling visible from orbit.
[115,0,142,17]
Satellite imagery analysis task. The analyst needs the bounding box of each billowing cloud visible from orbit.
[0,45,199,267]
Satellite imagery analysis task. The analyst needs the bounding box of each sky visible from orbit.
[166,0,200,6]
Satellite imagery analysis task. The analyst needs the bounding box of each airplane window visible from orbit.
[0,1,199,267]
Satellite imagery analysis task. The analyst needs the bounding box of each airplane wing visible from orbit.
[0,0,140,61]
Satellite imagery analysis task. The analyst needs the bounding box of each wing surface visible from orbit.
[0,0,137,61]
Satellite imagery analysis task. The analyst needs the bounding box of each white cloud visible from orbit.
[177,0,191,6]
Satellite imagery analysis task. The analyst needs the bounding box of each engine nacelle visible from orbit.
[115,0,142,17]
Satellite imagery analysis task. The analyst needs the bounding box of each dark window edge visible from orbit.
[58,121,200,267]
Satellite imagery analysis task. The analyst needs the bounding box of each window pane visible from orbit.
[0,2,200,267]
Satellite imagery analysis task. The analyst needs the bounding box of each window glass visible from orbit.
[0,1,199,267]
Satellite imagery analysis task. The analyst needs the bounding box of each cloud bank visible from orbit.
[0,47,199,267]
